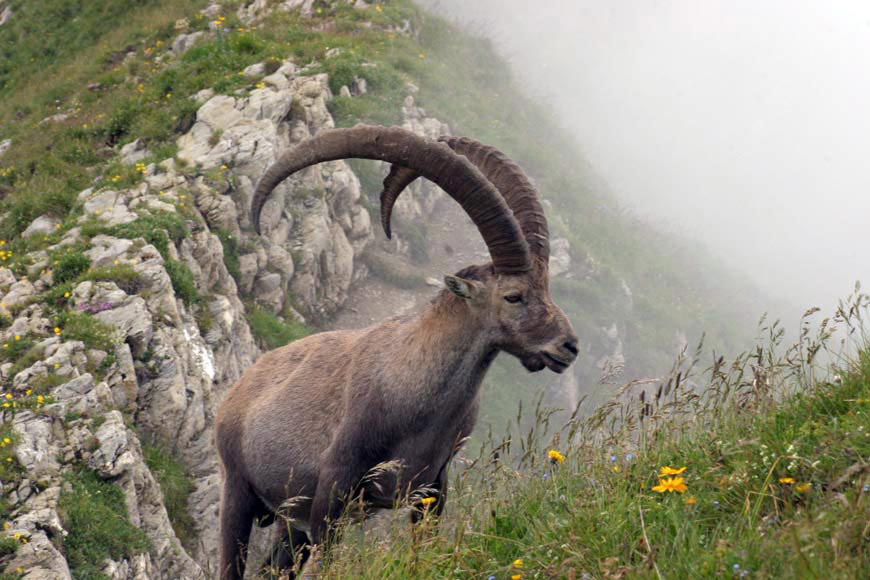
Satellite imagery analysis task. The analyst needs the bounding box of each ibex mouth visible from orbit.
[542,352,571,374]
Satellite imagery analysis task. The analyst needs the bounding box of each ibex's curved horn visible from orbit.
[381,137,550,266]
[252,125,531,274]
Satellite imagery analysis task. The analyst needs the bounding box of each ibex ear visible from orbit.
[444,275,481,300]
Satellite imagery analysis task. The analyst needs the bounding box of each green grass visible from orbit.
[165,259,201,307]
[142,441,197,551]
[58,468,151,580]
[53,252,92,284]
[55,311,118,352]
[317,295,870,579]
[245,302,310,350]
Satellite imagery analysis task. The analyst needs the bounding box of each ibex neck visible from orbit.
[399,292,497,402]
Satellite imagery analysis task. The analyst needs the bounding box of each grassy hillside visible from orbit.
[319,292,870,579]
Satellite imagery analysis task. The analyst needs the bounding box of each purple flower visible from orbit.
[609,455,617,462]
[625,453,634,461]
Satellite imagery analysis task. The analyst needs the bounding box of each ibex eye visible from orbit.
[504,293,523,304]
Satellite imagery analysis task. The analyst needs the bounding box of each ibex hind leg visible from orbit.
[219,474,261,580]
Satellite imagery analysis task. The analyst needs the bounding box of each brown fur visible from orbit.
[215,264,577,579]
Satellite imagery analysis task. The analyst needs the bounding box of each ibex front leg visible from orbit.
[309,431,378,550]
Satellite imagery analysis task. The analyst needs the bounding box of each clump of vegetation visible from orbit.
[55,312,118,351]
[320,292,870,579]
[245,302,310,350]
[0,335,36,365]
[58,468,151,579]
[215,229,242,285]
[80,264,144,295]
[53,252,92,284]
[143,441,197,551]
[164,259,201,306]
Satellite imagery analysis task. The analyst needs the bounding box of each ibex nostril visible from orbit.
[563,340,579,356]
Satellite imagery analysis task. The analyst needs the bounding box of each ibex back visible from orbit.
[215,125,578,579]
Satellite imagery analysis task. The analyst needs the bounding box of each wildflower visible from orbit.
[418,53,425,59]
[2,403,8,409]
[513,559,524,569]
[54,327,61,336]
[795,483,811,493]
[420,497,435,507]
[14,335,19,341]
[114,260,120,265]
[609,455,617,462]
[255,82,265,89]
[220,165,228,171]
[712,500,720,506]
[25,390,31,396]
[2,522,8,530]
[548,450,565,464]
[625,453,634,461]
[3,438,9,445]
[5,457,11,461]
[37,395,44,404]
[512,576,522,580]
[652,477,687,494]
[685,496,697,505]
[64,292,71,298]
[4,394,11,400]
[612,465,620,473]
[778,477,795,484]
[659,466,687,476]
[863,484,869,493]
[12,533,19,539]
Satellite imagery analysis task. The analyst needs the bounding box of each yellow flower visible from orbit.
[2,522,8,530]
[796,483,812,493]
[685,496,697,505]
[512,576,522,580]
[2,438,9,444]
[513,559,524,568]
[4,394,11,400]
[548,449,565,464]
[652,477,688,494]
[5,457,11,461]
[64,292,71,298]
[659,466,687,476]
[12,533,19,539]
[612,465,620,472]
[418,53,425,59]
[420,497,435,507]
[37,395,44,404]
[25,390,31,396]
[375,4,383,11]
[779,477,795,485]
[14,335,19,341]
[54,327,61,335]
[2,403,8,408]
[114,260,120,265]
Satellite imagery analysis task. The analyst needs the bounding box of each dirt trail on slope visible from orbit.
[327,196,488,330]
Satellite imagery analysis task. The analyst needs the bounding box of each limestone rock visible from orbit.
[21,215,60,239]
[171,30,206,56]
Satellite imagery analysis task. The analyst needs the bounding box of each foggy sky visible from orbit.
[422,0,869,315]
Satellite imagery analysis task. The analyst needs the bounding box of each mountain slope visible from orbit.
[0,0,767,577]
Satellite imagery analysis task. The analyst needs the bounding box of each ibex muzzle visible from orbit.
[215,125,577,579]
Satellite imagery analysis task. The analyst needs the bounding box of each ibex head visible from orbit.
[251,125,578,373]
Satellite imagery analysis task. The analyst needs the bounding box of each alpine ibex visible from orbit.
[215,125,578,578]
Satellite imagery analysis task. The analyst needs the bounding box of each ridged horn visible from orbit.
[381,136,550,265]
[252,125,531,274]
